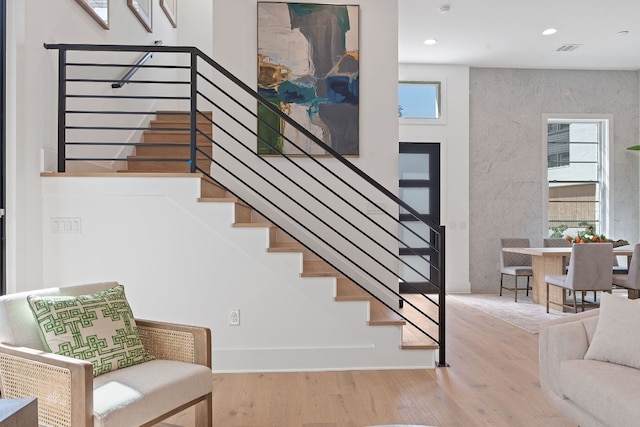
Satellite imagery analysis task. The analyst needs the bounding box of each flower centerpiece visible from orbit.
[563,224,629,247]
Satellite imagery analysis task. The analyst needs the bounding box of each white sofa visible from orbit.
[540,306,640,427]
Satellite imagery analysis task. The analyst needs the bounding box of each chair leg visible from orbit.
[573,293,578,313]
[526,276,530,296]
[195,392,213,427]
[514,276,518,302]
[500,274,504,296]
[546,282,550,313]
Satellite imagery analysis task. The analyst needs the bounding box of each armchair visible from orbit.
[0,281,213,427]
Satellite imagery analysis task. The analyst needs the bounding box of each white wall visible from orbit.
[399,64,471,293]
[41,176,433,372]
[7,1,179,294]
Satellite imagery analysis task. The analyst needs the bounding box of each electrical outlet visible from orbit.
[228,309,240,326]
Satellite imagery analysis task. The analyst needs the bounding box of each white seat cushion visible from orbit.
[501,266,532,275]
[93,359,213,427]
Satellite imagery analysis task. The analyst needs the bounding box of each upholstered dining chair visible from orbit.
[543,237,626,274]
[543,238,571,269]
[499,238,533,302]
[545,243,614,313]
[612,243,640,299]
[0,281,213,427]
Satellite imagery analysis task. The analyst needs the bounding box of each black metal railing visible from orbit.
[44,43,448,366]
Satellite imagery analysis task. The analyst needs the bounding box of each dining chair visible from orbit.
[499,238,533,302]
[544,236,626,273]
[612,243,640,299]
[545,243,613,313]
[543,238,571,269]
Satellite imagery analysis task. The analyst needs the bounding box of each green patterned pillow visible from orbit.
[27,285,154,377]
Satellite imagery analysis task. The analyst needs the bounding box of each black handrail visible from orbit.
[111,40,163,89]
[44,43,448,366]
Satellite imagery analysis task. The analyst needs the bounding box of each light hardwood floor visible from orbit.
[162,296,576,427]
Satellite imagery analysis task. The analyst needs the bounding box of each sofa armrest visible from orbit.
[0,343,93,427]
[136,319,211,368]
[539,310,598,398]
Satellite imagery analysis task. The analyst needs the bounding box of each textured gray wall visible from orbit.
[469,68,639,293]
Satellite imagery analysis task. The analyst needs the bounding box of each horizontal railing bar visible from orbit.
[66,62,189,69]
[66,110,185,115]
[66,94,189,100]
[66,142,190,147]
[66,126,195,131]
[65,157,189,162]
[66,78,189,85]
[45,43,195,53]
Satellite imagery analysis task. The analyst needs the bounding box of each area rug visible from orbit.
[446,293,570,333]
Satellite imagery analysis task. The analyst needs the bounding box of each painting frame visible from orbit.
[128,0,153,33]
[257,2,360,157]
[75,0,110,30]
[160,0,177,28]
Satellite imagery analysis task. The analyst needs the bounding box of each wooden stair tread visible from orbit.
[401,325,439,350]
[301,260,340,277]
[267,241,305,253]
[368,300,405,326]
[198,197,239,203]
[335,279,371,301]
[232,222,272,228]
[156,110,212,117]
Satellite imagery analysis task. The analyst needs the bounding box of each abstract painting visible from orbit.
[257,2,359,156]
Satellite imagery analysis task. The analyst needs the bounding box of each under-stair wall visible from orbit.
[42,175,436,372]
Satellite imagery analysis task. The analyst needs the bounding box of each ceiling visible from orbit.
[399,0,640,70]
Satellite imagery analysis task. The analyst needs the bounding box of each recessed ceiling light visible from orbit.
[439,5,451,14]
[423,39,438,46]
[542,28,558,36]
[617,30,630,36]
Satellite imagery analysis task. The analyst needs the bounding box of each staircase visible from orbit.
[124,111,438,353]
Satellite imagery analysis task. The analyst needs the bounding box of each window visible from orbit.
[398,82,440,119]
[547,119,609,238]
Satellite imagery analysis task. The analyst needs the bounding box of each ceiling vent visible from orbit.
[556,44,583,52]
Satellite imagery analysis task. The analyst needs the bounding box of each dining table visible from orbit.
[502,246,633,312]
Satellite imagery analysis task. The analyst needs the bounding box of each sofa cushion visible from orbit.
[584,292,640,369]
[27,284,154,377]
[93,359,213,427]
[558,359,640,427]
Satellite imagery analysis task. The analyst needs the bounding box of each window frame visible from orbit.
[398,80,447,125]
[542,114,613,238]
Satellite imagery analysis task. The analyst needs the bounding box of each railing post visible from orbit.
[189,49,197,173]
[57,47,67,172]
[437,225,448,367]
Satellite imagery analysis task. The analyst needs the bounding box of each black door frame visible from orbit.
[399,142,441,294]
